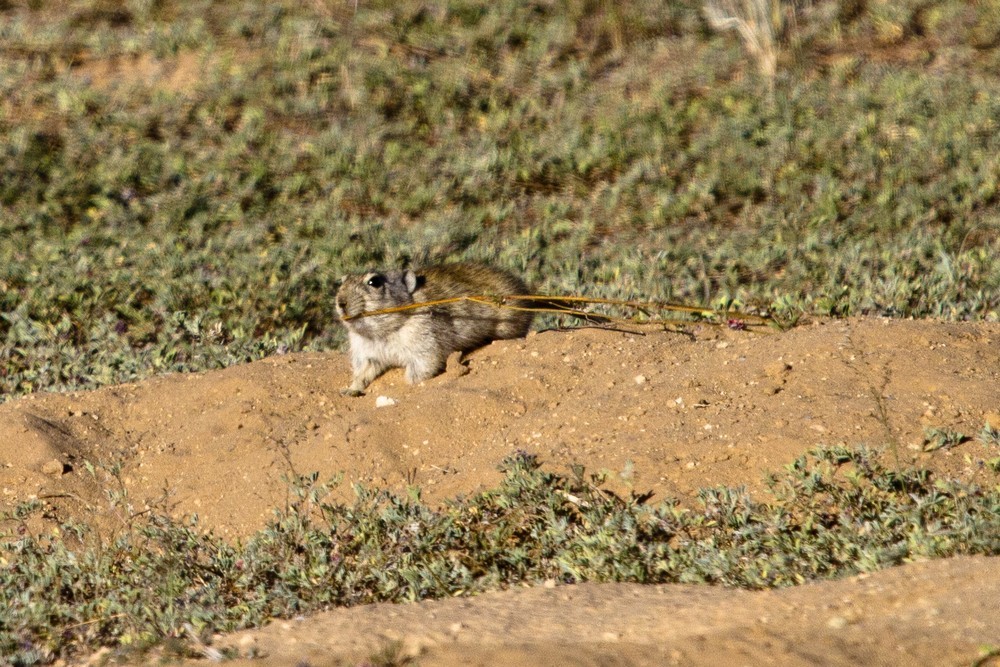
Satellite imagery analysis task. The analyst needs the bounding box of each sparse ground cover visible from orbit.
[4,447,1000,664]
[3,0,1000,664]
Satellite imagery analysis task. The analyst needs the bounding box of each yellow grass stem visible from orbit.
[340,294,773,330]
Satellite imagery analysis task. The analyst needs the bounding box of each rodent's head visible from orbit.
[336,269,421,337]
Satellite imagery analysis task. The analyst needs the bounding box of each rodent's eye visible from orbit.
[366,275,385,289]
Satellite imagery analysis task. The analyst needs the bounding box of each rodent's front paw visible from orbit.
[340,387,365,397]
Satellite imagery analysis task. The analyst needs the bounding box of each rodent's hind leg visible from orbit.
[341,358,387,397]
[403,354,446,385]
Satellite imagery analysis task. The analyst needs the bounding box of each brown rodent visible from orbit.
[335,262,533,396]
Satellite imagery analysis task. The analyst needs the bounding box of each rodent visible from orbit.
[335,262,533,396]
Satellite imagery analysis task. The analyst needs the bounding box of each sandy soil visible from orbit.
[2,317,999,665]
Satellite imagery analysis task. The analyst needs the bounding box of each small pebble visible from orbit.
[41,460,64,476]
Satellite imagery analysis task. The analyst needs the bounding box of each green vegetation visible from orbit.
[1,0,998,399]
[922,425,968,451]
[981,423,1000,472]
[2,447,998,663]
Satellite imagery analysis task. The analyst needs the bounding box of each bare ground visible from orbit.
[2,317,999,666]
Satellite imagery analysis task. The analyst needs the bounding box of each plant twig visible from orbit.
[703,0,781,92]
[341,294,774,331]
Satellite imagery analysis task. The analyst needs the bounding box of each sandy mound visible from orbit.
[193,555,1000,667]
[2,317,999,665]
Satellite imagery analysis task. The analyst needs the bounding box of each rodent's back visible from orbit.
[414,263,533,348]
[417,264,528,302]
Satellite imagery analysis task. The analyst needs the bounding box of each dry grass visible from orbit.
[703,0,782,90]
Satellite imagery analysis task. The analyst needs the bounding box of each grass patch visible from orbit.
[2,446,998,664]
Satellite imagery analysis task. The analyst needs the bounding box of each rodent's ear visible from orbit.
[403,270,419,294]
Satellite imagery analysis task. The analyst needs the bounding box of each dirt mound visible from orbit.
[2,317,999,665]
[191,555,1000,667]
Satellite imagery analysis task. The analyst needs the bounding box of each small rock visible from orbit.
[375,396,398,408]
[764,361,792,378]
[41,460,64,477]
[634,374,647,385]
[827,616,848,629]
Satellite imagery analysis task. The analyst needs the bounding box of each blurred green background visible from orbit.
[1,0,998,398]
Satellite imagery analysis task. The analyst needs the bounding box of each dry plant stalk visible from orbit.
[703,0,781,87]
[341,294,773,331]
